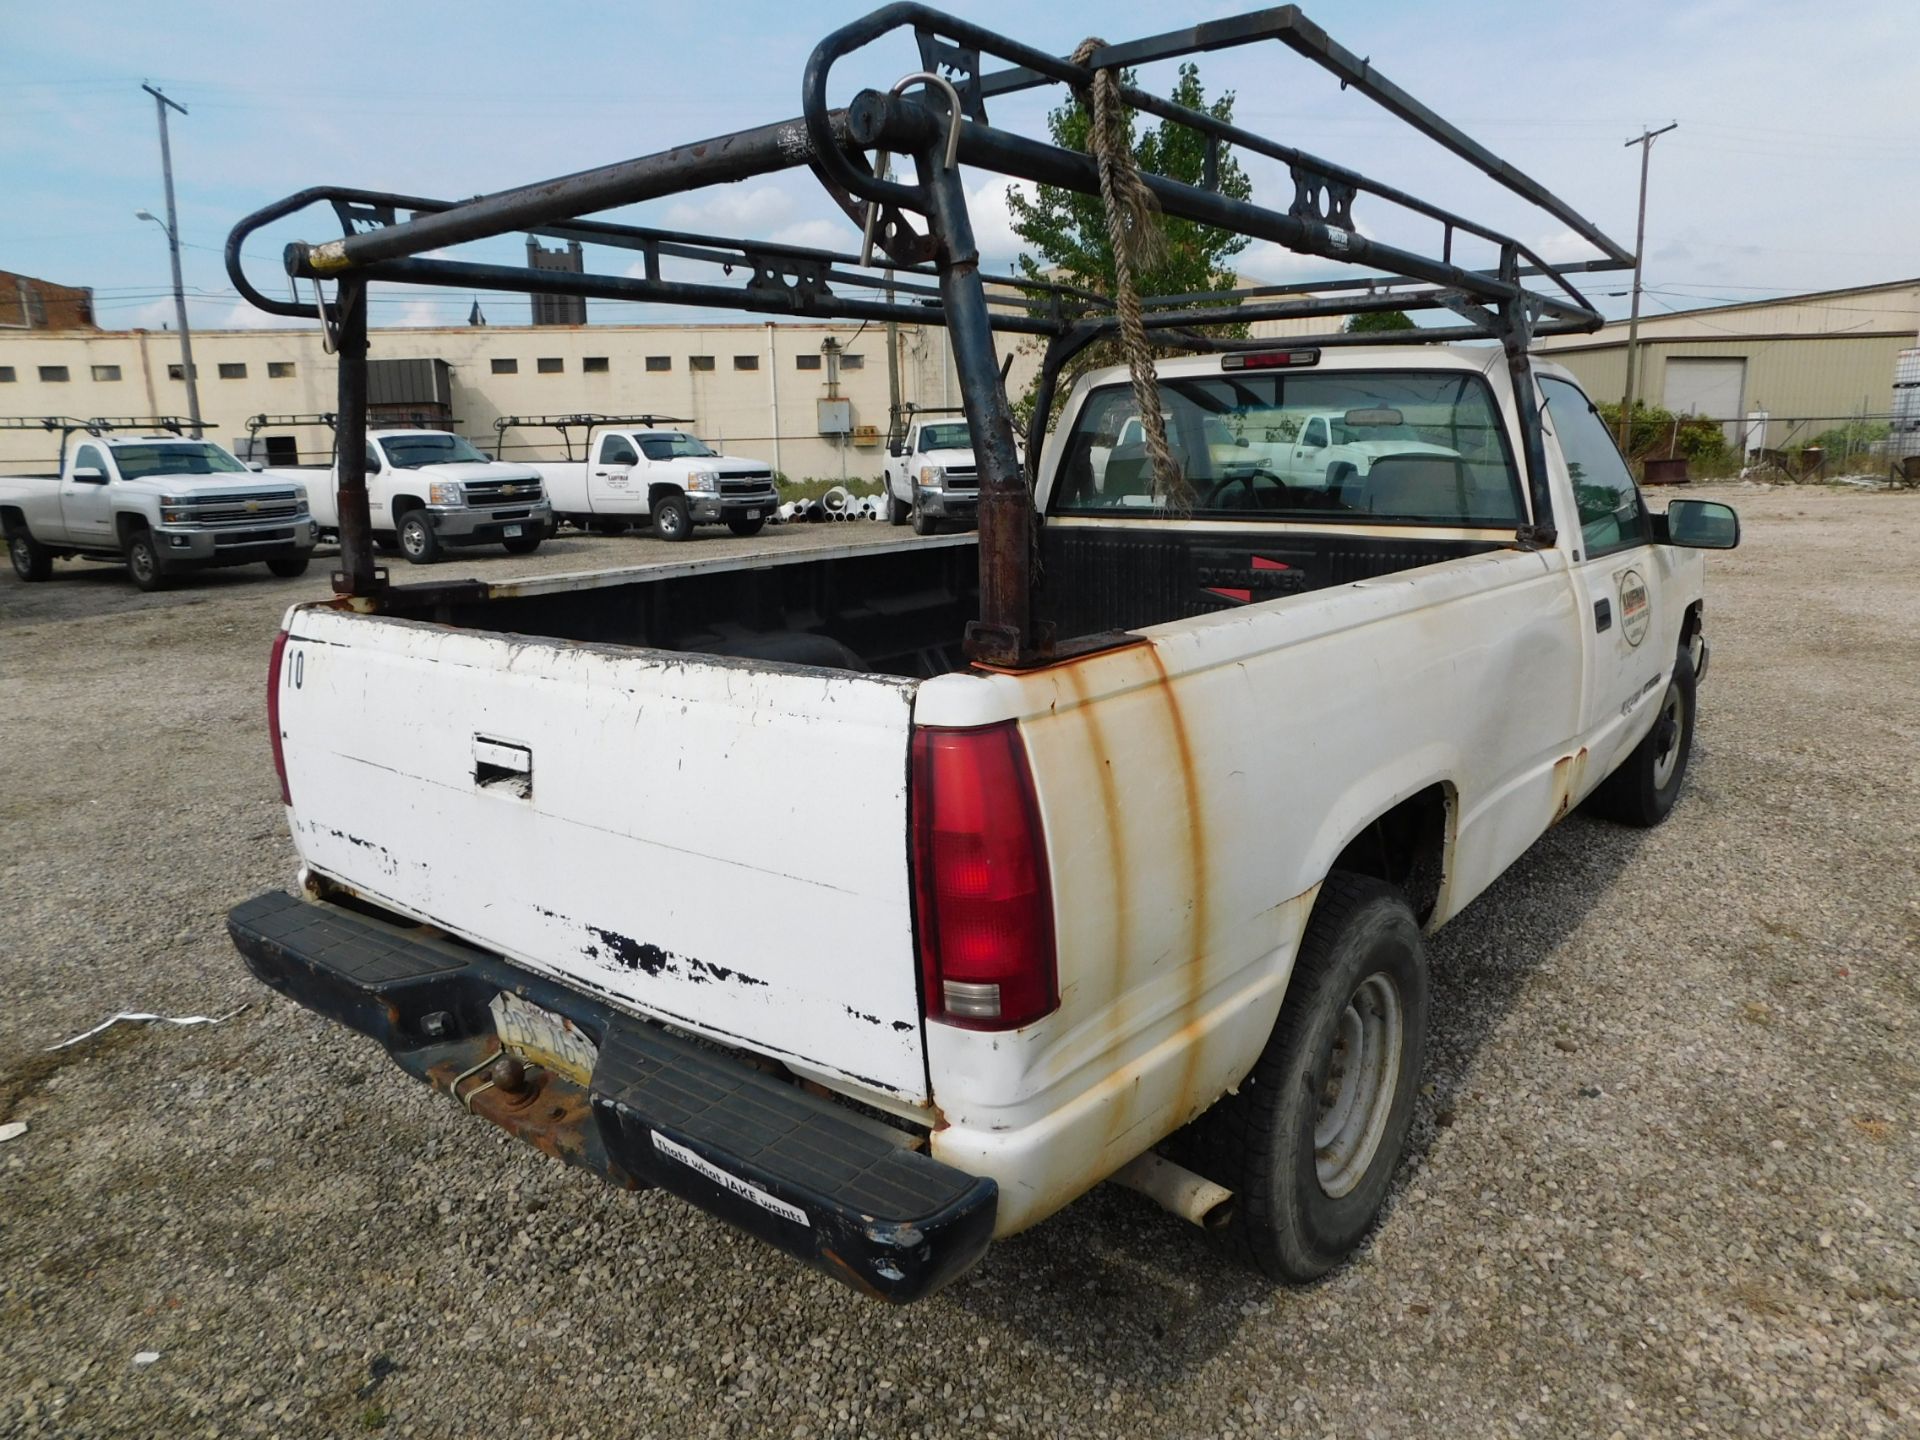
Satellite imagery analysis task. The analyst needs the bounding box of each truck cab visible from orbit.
[2,420,315,590]
[884,413,978,534]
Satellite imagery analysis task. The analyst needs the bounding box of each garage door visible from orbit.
[1663,357,1746,444]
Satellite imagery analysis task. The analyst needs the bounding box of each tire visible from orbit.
[397,510,441,564]
[652,494,691,542]
[887,488,909,526]
[266,554,310,578]
[1197,872,1429,1281]
[726,515,767,538]
[124,530,169,591]
[1586,647,1696,828]
[8,529,52,582]
[502,534,543,555]
[911,503,939,537]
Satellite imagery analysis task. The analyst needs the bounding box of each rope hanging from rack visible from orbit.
[1073,37,1185,511]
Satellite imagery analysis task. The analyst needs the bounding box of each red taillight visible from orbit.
[911,722,1057,1030]
[267,629,291,805]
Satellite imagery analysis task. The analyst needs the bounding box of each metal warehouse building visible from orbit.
[1535,277,1920,454]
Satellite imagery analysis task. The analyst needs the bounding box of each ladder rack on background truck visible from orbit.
[226,2,1630,668]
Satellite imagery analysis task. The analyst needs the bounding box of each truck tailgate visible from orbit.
[277,607,928,1101]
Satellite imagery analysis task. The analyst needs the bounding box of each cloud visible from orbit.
[662,186,797,235]
[967,178,1034,267]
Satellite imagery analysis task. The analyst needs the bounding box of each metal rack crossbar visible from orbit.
[226,3,1630,665]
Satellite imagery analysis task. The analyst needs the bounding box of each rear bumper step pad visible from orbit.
[228,889,995,1303]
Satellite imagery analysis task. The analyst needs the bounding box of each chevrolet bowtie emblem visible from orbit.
[501,483,518,496]
[245,500,261,512]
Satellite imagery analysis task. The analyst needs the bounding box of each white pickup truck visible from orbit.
[2,421,315,590]
[883,411,979,534]
[520,424,779,541]
[228,346,1738,1302]
[263,428,551,564]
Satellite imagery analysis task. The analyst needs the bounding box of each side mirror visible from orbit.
[72,465,107,482]
[1664,499,1740,550]
[246,461,265,472]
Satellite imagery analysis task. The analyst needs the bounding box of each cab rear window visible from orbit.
[1050,369,1523,527]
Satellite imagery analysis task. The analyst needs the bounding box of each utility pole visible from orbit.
[1618,121,1677,449]
[142,83,202,437]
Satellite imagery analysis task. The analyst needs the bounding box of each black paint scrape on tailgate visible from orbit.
[226,889,995,1303]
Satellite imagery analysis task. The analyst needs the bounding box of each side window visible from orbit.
[917,430,934,453]
[364,443,383,474]
[600,435,638,466]
[1302,418,1327,449]
[1541,376,1649,556]
[73,443,109,478]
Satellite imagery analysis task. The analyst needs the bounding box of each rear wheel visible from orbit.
[726,515,767,538]
[397,511,441,564]
[266,554,310,578]
[125,530,169,591]
[8,529,52,582]
[1197,872,1429,1281]
[502,534,543,555]
[652,495,691,542]
[1586,648,1696,828]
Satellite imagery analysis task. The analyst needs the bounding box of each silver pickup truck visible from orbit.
[2,419,315,590]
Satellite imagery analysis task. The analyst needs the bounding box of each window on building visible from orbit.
[491,357,518,375]
[0,366,14,383]
[583,356,610,374]
[39,365,70,383]
[268,361,296,379]
[91,364,122,382]
[167,363,197,381]
[841,353,865,370]
[218,362,247,380]
[795,354,822,371]
[733,355,759,371]
[537,357,564,374]
[690,355,715,372]
[1541,376,1649,557]
[263,435,300,466]
[645,356,671,372]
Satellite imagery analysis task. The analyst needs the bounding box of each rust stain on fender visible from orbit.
[1550,746,1589,823]
[1143,643,1214,1126]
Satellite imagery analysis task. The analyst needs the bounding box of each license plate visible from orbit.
[489,991,599,1085]
[745,509,760,520]
[503,523,524,538]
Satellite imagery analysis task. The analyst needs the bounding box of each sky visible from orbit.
[3,0,1916,336]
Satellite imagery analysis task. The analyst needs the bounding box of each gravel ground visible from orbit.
[1,489,1915,1438]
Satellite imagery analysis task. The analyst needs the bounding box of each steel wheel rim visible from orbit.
[1314,971,1404,1198]
[402,521,428,557]
[659,507,683,537]
[1652,683,1686,790]
[10,535,29,572]
[130,543,155,581]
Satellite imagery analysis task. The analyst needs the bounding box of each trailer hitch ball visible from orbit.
[491,1053,531,1096]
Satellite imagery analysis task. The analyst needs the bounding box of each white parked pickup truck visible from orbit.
[883,411,979,534]
[525,425,778,542]
[228,346,1738,1302]
[2,421,315,590]
[264,428,551,564]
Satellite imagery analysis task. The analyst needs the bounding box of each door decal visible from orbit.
[1617,568,1651,647]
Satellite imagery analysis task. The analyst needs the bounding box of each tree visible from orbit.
[1006,63,1253,424]
[1344,309,1415,334]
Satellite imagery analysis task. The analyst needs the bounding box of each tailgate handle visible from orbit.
[474,736,532,798]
